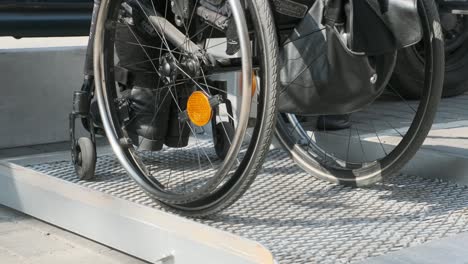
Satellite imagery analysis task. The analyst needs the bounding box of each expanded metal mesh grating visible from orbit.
[26,148,468,264]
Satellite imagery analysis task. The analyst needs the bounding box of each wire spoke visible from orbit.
[124,23,163,77]
[135,0,178,60]
[104,0,257,196]
[387,84,418,113]
[282,28,326,46]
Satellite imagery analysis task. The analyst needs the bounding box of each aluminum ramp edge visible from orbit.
[0,161,275,264]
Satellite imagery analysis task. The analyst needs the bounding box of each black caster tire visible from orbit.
[214,122,235,160]
[74,137,96,181]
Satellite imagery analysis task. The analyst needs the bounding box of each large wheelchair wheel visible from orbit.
[94,0,278,216]
[275,0,445,187]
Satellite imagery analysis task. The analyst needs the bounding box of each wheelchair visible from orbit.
[70,0,444,216]
[70,0,279,217]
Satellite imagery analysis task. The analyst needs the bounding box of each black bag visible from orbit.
[346,0,422,55]
[278,0,421,115]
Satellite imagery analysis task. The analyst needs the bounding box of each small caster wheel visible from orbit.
[214,122,235,160]
[73,137,96,181]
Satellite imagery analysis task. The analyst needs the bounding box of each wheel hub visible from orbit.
[180,55,201,77]
[159,53,201,79]
[160,54,178,77]
[440,13,467,53]
[440,13,459,33]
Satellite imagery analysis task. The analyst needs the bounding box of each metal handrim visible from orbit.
[93,0,253,203]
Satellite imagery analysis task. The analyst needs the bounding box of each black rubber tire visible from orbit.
[274,0,444,187]
[214,122,235,160]
[391,15,468,99]
[165,0,279,217]
[74,137,97,181]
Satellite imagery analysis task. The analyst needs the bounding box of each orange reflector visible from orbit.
[187,91,212,127]
[252,72,257,97]
[239,72,258,97]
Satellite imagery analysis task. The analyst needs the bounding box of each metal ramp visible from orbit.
[2,95,468,263]
[1,148,468,263]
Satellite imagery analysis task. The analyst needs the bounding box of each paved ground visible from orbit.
[0,205,146,264]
